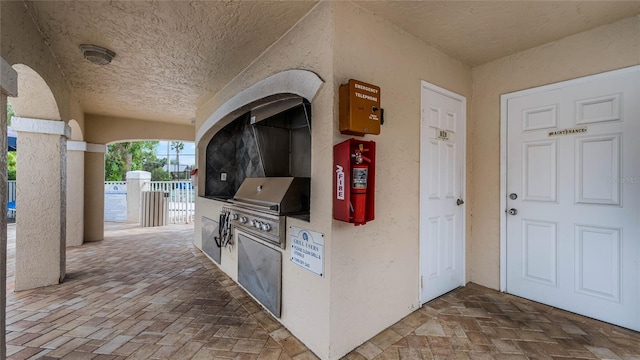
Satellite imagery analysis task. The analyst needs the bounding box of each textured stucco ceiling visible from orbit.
[355,1,640,66]
[24,1,640,125]
[25,0,318,124]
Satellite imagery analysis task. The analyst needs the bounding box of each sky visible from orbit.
[155,141,196,166]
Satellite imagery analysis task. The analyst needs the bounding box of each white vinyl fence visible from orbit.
[7,180,16,219]
[9,180,194,225]
[148,181,195,224]
[8,180,16,203]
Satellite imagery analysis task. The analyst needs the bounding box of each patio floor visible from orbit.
[5,223,640,360]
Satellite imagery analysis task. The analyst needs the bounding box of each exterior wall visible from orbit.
[1,60,18,357]
[330,3,472,358]
[84,114,194,144]
[195,3,334,358]
[0,1,80,123]
[14,131,66,290]
[67,149,85,247]
[84,149,105,242]
[469,15,640,289]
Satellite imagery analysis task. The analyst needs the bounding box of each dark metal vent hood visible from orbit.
[250,96,311,178]
[231,177,310,215]
[250,96,304,125]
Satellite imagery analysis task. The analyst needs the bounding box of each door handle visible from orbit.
[508,208,518,215]
[456,199,464,206]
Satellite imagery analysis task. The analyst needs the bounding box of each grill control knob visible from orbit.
[239,216,248,224]
[254,221,262,229]
[261,223,271,232]
[250,220,256,227]
[230,213,238,220]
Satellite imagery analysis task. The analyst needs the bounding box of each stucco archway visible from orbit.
[8,63,68,291]
[10,64,61,121]
[195,69,323,147]
[67,119,83,141]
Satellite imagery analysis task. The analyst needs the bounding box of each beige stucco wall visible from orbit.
[195,2,475,358]
[195,3,334,358]
[469,15,640,289]
[15,132,66,290]
[67,149,85,247]
[329,3,472,357]
[84,150,105,242]
[1,1,83,125]
[84,114,194,144]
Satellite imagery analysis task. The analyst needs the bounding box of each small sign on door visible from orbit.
[548,127,587,137]
[436,128,450,141]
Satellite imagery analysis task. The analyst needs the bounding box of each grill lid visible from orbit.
[232,177,310,214]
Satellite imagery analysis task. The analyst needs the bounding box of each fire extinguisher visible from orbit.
[351,146,371,224]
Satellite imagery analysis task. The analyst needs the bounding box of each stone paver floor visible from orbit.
[345,285,640,360]
[6,223,640,359]
[6,223,313,360]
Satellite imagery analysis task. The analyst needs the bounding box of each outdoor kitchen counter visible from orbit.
[194,196,238,280]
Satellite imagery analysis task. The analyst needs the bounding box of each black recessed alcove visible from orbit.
[205,97,311,200]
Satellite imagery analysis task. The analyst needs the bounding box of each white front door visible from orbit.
[420,82,466,304]
[505,67,640,331]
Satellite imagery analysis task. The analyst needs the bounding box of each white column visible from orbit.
[12,116,69,291]
[84,143,106,242]
[1,56,18,360]
[126,171,151,223]
[67,141,86,247]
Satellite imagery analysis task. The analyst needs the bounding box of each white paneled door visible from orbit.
[505,68,640,331]
[420,82,466,304]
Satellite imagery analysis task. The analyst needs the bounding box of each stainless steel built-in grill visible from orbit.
[228,177,310,248]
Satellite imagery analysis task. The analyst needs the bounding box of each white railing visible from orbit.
[8,180,16,203]
[148,181,195,224]
[7,180,16,219]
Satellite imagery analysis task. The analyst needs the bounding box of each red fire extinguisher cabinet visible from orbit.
[333,138,376,225]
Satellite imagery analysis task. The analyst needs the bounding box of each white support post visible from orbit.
[126,171,151,224]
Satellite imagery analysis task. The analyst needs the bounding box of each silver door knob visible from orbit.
[509,193,518,200]
[508,208,518,215]
[456,199,464,206]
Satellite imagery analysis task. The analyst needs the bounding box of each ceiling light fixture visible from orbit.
[79,44,116,65]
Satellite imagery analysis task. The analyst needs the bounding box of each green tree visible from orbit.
[7,152,16,180]
[171,141,185,179]
[150,167,172,181]
[7,101,15,126]
[105,141,161,181]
